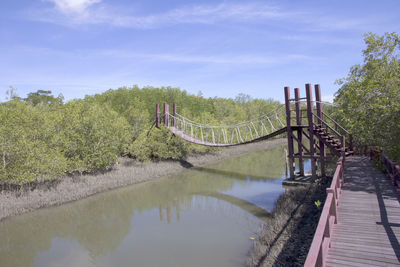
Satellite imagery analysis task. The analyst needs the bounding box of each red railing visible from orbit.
[370,149,400,189]
[306,147,399,267]
[304,157,344,267]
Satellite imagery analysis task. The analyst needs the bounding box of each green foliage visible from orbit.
[23,90,64,106]
[0,98,132,184]
[1,85,281,185]
[58,100,132,173]
[0,101,68,184]
[335,32,400,161]
[314,200,322,210]
[372,158,386,172]
[127,126,189,161]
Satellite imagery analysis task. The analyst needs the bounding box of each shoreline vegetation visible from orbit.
[1,86,283,186]
[0,138,286,221]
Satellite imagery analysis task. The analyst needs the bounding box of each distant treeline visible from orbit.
[0,86,281,185]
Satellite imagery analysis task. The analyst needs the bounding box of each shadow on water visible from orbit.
[197,191,273,220]
[0,145,292,267]
[194,167,281,181]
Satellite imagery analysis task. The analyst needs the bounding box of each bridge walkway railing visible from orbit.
[305,149,400,267]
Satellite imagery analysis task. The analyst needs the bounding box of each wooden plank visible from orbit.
[330,246,398,257]
[332,236,398,243]
[329,247,400,261]
[333,231,400,239]
[328,253,400,266]
[324,156,400,267]
[330,241,399,254]
[326,256,395,267]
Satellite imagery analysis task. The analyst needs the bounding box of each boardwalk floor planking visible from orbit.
[326,156,400,267]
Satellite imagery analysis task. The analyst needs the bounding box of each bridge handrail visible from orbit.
[368,148,400,188]
[304,157,344,267]
[165,100,339,131]
[313,100,338,107]
[289,98,337,106]
[166,108,287,146]
[321,111,350,135]
[381,152,400,188]
[172,104,286,129]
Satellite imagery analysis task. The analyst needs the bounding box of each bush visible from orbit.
[0,99,133,185]
[0,101,68,185]
[127,126,189,161]
[58,100,133,173]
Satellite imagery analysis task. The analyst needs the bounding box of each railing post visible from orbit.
[314,84,323,126]
[337,160,344,185]
[284,86,295,179]
[349,134,353,152]
[156,104,160,128]
[341,135,346,171]
[326,188,338,223]
[306,84,317,179]
[173,103,177,127]
[315,84,326,177]
[294,88,304,176]
[163,103,169,126]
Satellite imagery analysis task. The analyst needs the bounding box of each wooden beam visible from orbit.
[294,87,304,176]
[163,103,169,126]
[315,84,326,177]
[306,84,317,179]
[156,104,160,128]
[284,86,295,179]
[173,103,177,127]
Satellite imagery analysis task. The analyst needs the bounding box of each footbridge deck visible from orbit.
[306,156,400,267]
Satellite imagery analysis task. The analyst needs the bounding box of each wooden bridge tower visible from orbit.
[284,84,328,180]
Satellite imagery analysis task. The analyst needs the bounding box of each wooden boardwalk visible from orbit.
[326,156,400,267]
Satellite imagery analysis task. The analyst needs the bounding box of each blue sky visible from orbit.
[1,0,399,102]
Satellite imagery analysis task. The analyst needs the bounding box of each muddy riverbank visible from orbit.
[0,138,286,221]
[246,162,335,267]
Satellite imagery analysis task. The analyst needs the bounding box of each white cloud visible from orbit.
[47,0,101,14]
[32,2,296,28]
[28,1,376,34]
[98,49,315,65]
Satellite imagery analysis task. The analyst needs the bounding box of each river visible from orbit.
[0,144,310,267]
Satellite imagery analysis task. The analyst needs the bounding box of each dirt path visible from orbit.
[0,138,286,221]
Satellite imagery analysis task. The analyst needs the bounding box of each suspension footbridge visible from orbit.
[160,102,287,147]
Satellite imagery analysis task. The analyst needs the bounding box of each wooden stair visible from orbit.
[313,125,353,157]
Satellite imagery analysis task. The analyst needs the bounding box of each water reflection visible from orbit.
[0,144,299,267]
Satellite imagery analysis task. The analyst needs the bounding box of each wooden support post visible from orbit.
[315,84,326,177]
[173,104,177,127]
[341,136,346,172]
[294,88,304,176]
[306,84,317,179]
[284,86,295,179]
[163,103,169,126]
[349,134,353,152]
[156,104,160,128]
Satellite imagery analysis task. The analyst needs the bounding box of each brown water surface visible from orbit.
[0,145,309,267]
